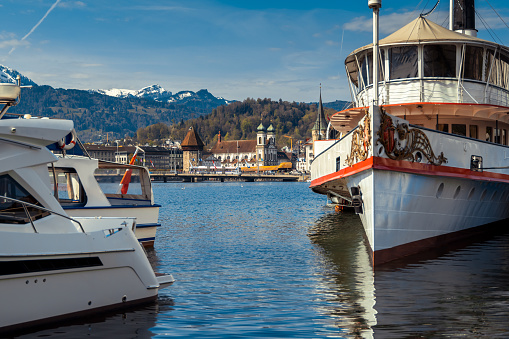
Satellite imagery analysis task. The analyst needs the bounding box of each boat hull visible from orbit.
[64,205,160,247]
[0,226,160,332]
[345,166,509,264]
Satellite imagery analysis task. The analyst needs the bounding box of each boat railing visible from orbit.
[0,195,85,233]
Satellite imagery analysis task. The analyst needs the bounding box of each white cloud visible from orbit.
[70,73,90,79]
[0,31,17,40]
[343,11,446,35]
[128,6,193,12]
[81,63,103,67]
[0,39,29,49]
[58,1,86,9]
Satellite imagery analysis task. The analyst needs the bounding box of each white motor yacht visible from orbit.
[0,80,174,333]
[49,154,160,247]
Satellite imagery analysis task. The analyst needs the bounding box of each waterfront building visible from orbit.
[210,123,278,169]
[181,126,205,172]
[84,144,118,162]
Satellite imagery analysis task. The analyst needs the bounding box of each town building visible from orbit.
[210,123,279,169]
[84,145,118,163]
[181,126,205,172]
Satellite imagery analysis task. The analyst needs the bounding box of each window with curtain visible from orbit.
[463,46,483,81]
[389,46,418,79]
[424,45,456,78]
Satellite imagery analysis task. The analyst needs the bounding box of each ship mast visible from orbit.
[369,0,381,106]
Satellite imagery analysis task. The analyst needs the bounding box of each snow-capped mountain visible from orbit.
[93,85,233,105]
[0,64,37,87]
[94,84,173,101]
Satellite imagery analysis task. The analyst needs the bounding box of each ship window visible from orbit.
[501,53,509,90]
[486,126,493,142]
[452,124,466,136]
[358,53,368,89]
[389,46,418,79]
[464,46,483,81]
[424,45,456,78]
[495,129,501,144]
[367,50,385,84]
[469,125,478,139]
[486,50,509,89]
[437,124,449,133]
[503,129,507,145]
[0,174,49,224]
[49,168,87,206]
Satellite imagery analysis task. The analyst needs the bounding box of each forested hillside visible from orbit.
[136,98,342,148]
[8,85,229,141]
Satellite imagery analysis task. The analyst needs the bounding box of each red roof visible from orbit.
[181,126,204,150]
[210,139,257,154]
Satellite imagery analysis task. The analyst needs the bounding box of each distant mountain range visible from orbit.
[0,64,349,142]
[92,84,234,106]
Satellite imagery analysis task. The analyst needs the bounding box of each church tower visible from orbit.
[256,122,266,166]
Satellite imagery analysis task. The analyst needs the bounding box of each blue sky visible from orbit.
[1,0,509,102]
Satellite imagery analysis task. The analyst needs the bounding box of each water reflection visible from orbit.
[308,211,376,338]
[310,210,509,338]
[373,223,509,338]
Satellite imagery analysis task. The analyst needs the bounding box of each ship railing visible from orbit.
[0,195,85,233]
[354,78,509,107]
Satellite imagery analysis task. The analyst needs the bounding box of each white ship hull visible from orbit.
[311,106,509,264]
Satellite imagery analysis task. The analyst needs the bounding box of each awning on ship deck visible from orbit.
[330,102,509,133]
[330,107,368,133]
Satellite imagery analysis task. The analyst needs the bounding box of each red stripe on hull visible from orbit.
[310,156,509,189]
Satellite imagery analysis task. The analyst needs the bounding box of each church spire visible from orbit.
[312,84,327,141]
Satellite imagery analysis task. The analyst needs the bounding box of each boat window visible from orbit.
[367,50,385,84]
[437,124,449,133]
[501,53,509,90]
[503,129,507,145]
[0,174,49,224]
[389,46,418,80]
[423,45,456,78]
[94,167,143,196]
[358,53,368,89]
[486,126,493,142]
[464,46,483,81]
[49,168,87,206]
[495,129,501,144]
[486,49,509,90]
[452,124,466,136]
[469,125,478,139]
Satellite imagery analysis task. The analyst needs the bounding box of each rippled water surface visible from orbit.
[14,182,509,338]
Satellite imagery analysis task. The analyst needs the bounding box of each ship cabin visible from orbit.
[333,17,509,145]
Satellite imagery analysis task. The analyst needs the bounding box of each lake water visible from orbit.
[14,182,509,338]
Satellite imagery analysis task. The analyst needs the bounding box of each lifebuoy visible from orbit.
[58,128,77,150]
